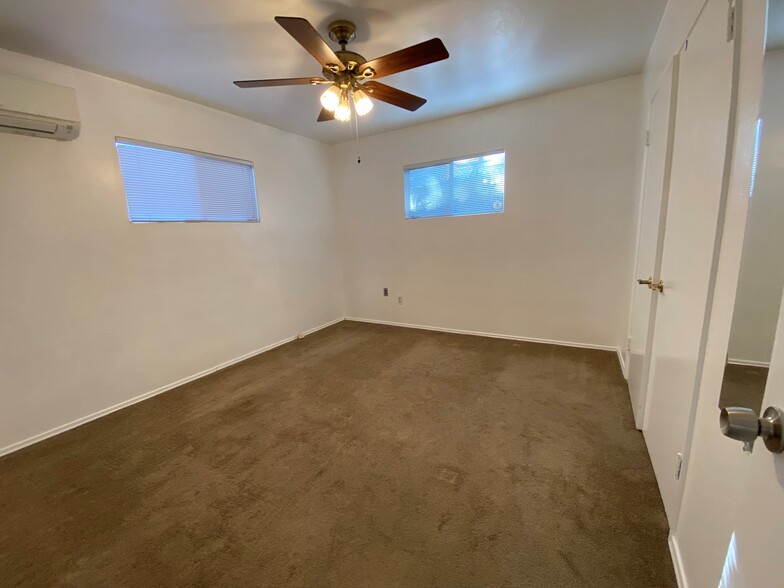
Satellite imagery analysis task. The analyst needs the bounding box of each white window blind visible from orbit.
[115,138,259,223]
[404,151,505,219]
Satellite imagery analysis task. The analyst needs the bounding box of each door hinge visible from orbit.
[675,452,684,480]
[727,1,736,42]
[645,130,650,147]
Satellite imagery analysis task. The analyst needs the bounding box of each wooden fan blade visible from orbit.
[317,107,335,122]
[362,81,427,111]
[359,38,448,79]
[275,17,346,71]
[234,77,324,88]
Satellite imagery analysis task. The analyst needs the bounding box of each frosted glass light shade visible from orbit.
[353,89,373,116]
[334,91,351,122]
[320,86,341,112]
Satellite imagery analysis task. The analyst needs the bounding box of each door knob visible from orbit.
[720,406,784,454]
[637,277,664,293]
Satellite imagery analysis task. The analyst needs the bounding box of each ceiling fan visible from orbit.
[234,17,449,123]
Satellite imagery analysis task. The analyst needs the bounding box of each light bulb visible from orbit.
[334,91,351,122]
[320,86,340,112]
[353,89,373,116]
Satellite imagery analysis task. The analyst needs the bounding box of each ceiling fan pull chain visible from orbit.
[354,100,361,165]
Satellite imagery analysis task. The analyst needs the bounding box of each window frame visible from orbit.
[403,149,506,220]
[115,136,260,224]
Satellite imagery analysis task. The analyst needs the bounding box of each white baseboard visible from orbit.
[727,357,770,368]
[0,316,344,458]
[2,316,624,457]
[617,348,628,379]
[346,316,625,377]
[345,316,619,352]
[669,534,688,588]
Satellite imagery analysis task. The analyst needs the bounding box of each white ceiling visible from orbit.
[0,0,667,144]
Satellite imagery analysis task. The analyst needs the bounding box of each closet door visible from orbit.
[642,0,737,526]
[626,57,678,429]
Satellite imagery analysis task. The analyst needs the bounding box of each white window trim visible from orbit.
[403,149,506,172]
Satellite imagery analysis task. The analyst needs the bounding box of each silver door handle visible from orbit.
[720,406,784,454]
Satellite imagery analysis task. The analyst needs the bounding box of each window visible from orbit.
[404,151,505,219]
[115,138,258,223]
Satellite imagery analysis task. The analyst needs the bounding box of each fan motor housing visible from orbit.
[322,55,368,83]
[323,21,367,77]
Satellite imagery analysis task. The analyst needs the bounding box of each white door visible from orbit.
[643,0,737,526]
[626,59,678,429]
[719,289,784,586]
[719,0,784,574]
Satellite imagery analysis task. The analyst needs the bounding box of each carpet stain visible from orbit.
[435,465,466,489]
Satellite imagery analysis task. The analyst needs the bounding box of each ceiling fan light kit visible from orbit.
[233,16,449,124]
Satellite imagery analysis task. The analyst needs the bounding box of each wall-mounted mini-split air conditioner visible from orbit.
[0,72,80,141]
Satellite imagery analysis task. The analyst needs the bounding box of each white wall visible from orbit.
[333,76,643,350]
[0,49,344,454]
[728,49,784,365]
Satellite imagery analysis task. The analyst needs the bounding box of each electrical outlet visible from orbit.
[383,288,388,296]
[397,296,403,305]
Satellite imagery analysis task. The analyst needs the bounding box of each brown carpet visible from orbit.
[0,321,675,587]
